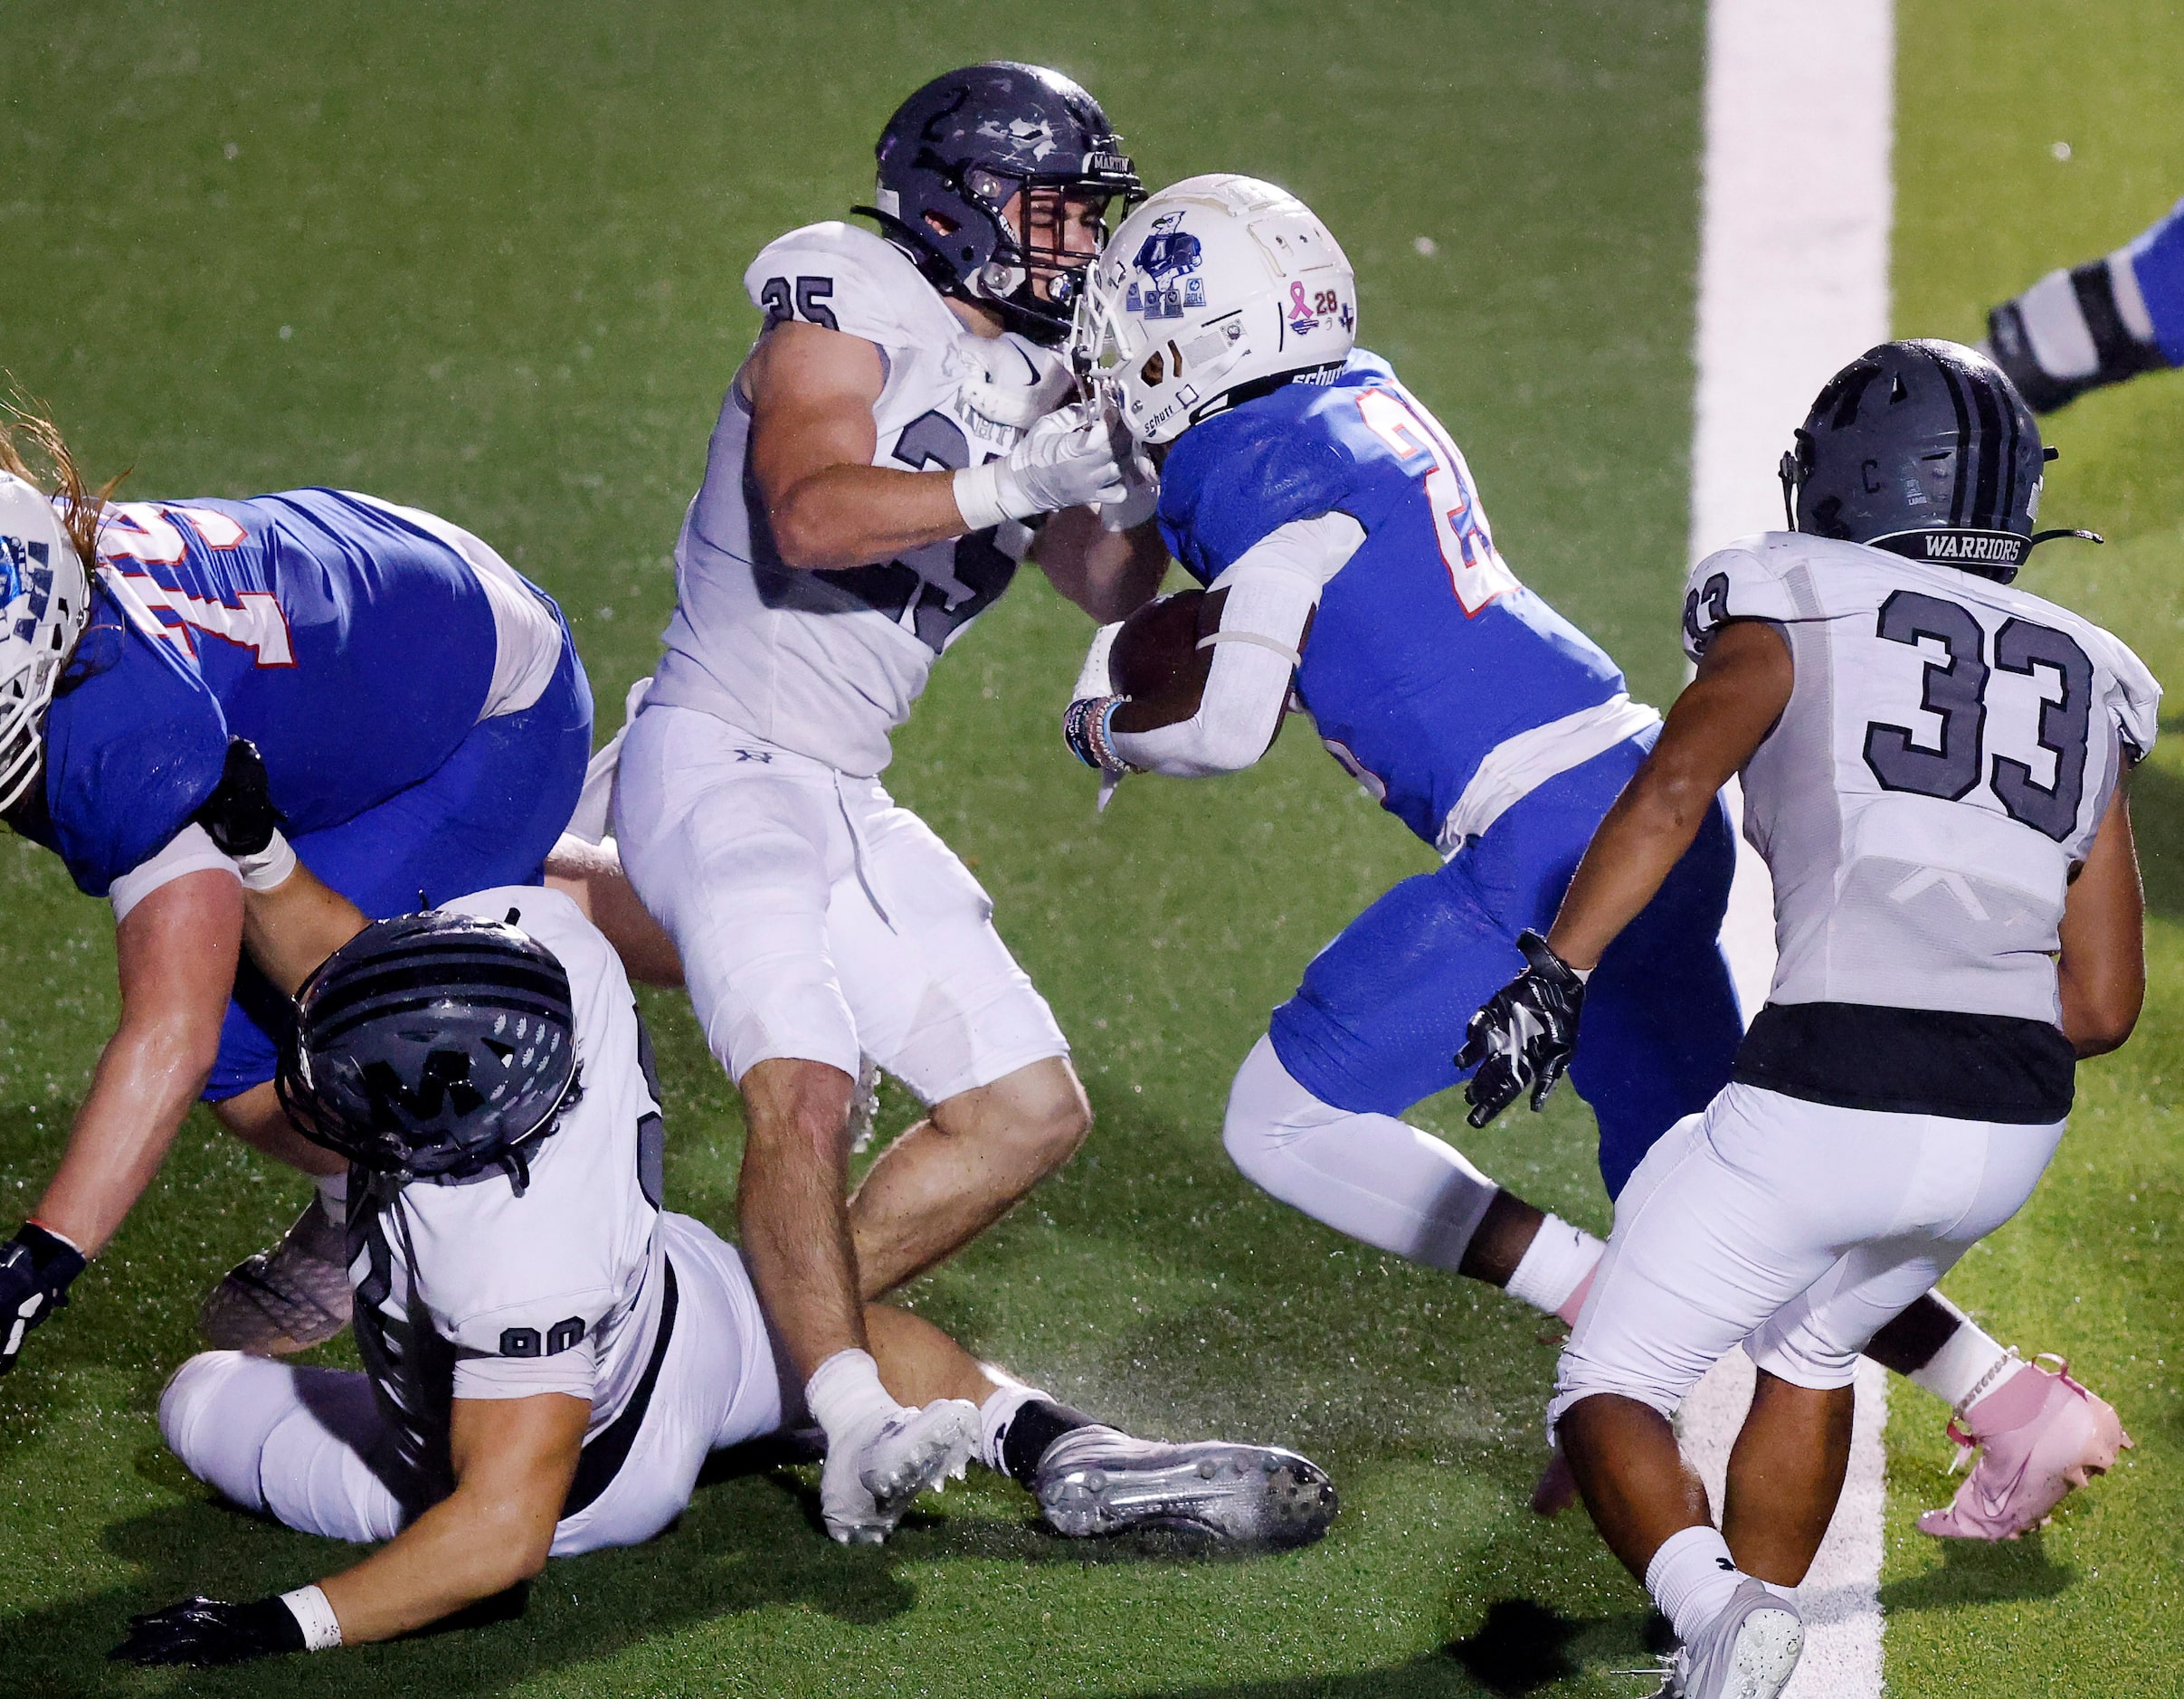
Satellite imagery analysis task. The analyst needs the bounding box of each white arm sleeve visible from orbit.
[109,822,239,925]
[1108,514,1362,778]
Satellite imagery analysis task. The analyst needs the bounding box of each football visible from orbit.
[1111,588,1211,701]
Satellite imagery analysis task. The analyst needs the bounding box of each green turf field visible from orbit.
[0,3,2177,1694]
[1882,4,2184,1690]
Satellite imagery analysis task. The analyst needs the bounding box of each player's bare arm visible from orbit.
[745,320,969,569]
[235,859,371,997]
[1030,501,1167,623]
[30,868,242,1257]
[2056,778,2144,1056]
[1544,617,1793,971]
[317,1391,590,1643]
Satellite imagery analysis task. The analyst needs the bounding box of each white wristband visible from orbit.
[952,461,1017,532]
[280,1583,343,1651]
[234,829,299,893]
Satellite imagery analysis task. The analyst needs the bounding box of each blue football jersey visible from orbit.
[1157,351,1629,846]
[23,489,508,897]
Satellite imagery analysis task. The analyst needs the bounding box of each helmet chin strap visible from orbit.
[1778,450,1801,532]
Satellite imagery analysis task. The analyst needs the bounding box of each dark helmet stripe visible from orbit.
[1934,360,1975,527]
[313,990,573,1051]
[1983,365,2023,527]
[304,954,569,1029]
[1963,368,2007,529]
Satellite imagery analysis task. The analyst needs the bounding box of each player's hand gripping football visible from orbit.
[0,1222,86,1374]
[1456,930,1588,1130]
[109,1594,309,1666]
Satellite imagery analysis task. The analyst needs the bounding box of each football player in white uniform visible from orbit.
[603,63,1167,1514]
[1462,340,2151,1698]
[109,764,1334,1666]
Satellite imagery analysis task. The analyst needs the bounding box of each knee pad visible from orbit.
[1222,1035,1500,1272]
[1221,1034,1332,1184]
[161,1351,278,1511]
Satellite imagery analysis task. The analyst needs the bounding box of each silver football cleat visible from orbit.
[1656,1579,1803,1699]
[1033,1424,1338,1546]
[198,1198,352,1354]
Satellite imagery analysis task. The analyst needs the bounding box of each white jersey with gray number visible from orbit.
[348,886,671,1503]
[1684,533,2159,1024]
[648,222,1061,775]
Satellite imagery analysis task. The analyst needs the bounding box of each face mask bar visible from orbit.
[961,159,1142,333]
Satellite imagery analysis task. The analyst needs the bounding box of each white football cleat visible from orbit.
[821,1398,978,1545]
[1657,1580,1803,1699]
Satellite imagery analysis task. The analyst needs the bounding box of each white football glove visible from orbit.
[1099,419,1160,532]
[953,402,1128,530]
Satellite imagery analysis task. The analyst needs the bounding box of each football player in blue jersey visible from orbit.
[0,411,627,1376]
[1061,176,2115,1528]
[1983,192,2184,412]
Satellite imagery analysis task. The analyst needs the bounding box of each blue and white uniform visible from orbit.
[16,489,592,1099]
[1148,352,1742,1196]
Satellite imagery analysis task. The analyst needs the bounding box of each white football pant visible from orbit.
[159,1214,783,1557]
[1222,1034,1501,1271]
[613,704,1067,1100]
[1550,1082,2065,1434]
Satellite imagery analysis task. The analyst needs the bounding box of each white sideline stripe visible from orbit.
[1688,4,1894,1696]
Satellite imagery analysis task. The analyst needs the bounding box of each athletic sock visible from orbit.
[1761,1580,1799,1604]
[803,1348,900,1448]
[1504,1215,1603,1319]
[314,1170,348,1231]
[993,1394,1100,1488]
[973,1381,1043,1474]
[1646,1524,1748,1647]
[1908,1321,2027,1414]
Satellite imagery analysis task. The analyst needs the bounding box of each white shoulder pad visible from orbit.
[1682,532,1810,661]
[743,222,944,350]
[2084,620,2162,763]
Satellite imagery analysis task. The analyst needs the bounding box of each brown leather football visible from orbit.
[1110,589,1211,701]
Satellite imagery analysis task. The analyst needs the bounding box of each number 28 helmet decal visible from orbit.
[1072,174,1357,445]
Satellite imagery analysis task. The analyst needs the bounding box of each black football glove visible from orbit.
[193,736,281,857]
[109,1594,307,1667]
[1456,931,1587,1130]
[0,1221,87,1374]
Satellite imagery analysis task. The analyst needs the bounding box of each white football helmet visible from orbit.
[1072,174,1356,444]
[0,473,90,813]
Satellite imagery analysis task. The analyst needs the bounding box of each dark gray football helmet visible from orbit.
[862,62,1142,345]
[277,910,577,1191]
[1779,338,2094,583]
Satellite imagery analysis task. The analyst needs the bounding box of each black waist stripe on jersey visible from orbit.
[561,1256,680,1519]
[1732,1002,2075,1125]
